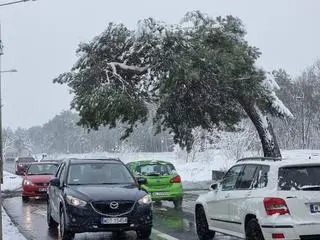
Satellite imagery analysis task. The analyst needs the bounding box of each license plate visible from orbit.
[310,203,320,213]
[153,192,168,196]
[39,188,47,192]
[101,217,128,224]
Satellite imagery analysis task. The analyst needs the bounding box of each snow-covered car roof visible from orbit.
[233,156,320,168]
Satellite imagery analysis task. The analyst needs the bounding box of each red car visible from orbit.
[15,157,37,175]
[22,162,59,201]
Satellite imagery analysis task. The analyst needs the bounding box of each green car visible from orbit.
[126,160,184,209]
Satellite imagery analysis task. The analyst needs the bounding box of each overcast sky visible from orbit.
[0,0,319,129]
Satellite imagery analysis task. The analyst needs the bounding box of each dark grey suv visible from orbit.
[47,158,152,240]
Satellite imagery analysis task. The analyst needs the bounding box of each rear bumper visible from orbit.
[261,222,320,240]
[150,192,184,201]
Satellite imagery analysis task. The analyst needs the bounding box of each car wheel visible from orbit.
[245,218,265,240]
[173,198,183,209]
[59,207,75,240]
[195,205,215,240]
[136,227,152,239]
[22,196,29,202]
[47,200,58,228]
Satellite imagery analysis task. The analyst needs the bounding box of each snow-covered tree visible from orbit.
[54,11,292,157]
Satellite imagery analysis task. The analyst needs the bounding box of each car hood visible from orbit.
[25,175,54,183]
[67,184,146,202]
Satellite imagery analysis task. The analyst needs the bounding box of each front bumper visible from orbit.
[22,185,48,197]
[64,202,153,233]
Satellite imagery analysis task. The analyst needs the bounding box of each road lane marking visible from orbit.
[152,229,179,240]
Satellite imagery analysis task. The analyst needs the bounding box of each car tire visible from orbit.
[47,200,58,229]
[195,205,215,240]
[22,196,29,202]
[60,207,75,240]
[136,227,152,239]
[173,198,183,209]
[245,218,265,240]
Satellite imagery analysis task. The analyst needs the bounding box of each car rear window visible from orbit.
[136,163,175,176]
[278,165,320,191]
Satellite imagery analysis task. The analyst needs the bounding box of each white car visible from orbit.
[195,157,320,240]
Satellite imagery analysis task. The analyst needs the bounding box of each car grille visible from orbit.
[300,235,320,240]
[90,200,135,216]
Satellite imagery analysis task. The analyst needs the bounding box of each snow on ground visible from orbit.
[1,173,25,239]
[1,171,22,192]
[2,208,26,240]
[44,149,320,190]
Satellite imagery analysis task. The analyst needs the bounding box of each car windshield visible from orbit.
[17,157,36,163]
[278,165,320,191]
[27,164,58,175]
[136,163,175,176]
[67,163,135,185]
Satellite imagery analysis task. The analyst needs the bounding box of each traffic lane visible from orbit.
[3,197,194,240]
[3,196,239,240]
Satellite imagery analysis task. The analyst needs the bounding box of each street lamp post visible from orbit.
[0,2,35,240]
[0,24,17,240]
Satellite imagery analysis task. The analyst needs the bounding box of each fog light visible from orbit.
[130,224,135,227]
[72,218,76,222]
[272,233,285,239]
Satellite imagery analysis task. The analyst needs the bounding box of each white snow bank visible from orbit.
[2,208,26,240]
[1,171,22,192]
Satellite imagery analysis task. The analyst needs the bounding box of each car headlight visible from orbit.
[66,195,87,207]
[23,179,34,186]
[138,194,152,204]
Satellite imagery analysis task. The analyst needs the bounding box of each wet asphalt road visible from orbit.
[3,161,237,240]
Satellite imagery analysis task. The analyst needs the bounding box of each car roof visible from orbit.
[66,158,123,165]
[28,162,59,165]
[128,160,172,166]
[234,156,320,168]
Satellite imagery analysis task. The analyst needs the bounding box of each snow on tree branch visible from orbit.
[263,72,294,118]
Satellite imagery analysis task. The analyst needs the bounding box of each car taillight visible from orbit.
[170,175,181,183]
[264,197,290,215]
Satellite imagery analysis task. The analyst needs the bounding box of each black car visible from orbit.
[47,158,152,240]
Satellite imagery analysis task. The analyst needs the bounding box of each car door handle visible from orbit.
[225,193,230,198]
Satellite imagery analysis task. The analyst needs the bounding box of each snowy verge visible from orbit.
[1,171,22,192]
[2,208,26,240]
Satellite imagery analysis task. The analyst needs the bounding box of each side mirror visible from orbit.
[50,178,60,187]
[210,183,218,191]
[136,177,147,185]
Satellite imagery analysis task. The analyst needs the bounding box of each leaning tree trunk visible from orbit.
[240,101,282,158]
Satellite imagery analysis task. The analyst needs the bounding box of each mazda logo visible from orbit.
[110,201,119,209]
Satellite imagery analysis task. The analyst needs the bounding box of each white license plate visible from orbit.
[101,217,128,224]
[153,192,168,196]
[310,203,320,213]
[39,188,47,192]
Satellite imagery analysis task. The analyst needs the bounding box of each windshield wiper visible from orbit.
[300,185,320,191]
